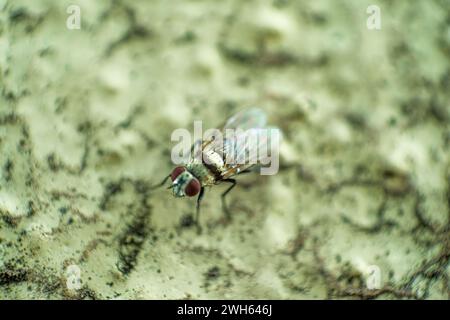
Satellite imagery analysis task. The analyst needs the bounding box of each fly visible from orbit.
[152,108,282,233]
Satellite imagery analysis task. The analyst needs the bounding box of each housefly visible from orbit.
[152,108,281,232]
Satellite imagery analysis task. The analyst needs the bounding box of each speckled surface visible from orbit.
[0,0,449,299]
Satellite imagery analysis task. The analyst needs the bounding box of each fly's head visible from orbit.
[170,166,201,198]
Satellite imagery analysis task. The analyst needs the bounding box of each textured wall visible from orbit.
[0,0,449,299]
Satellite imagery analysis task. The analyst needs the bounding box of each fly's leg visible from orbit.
[150,174,170,190]
[195,187,205,234]
[221,179,236,222]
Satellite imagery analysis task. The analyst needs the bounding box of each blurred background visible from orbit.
[0,0,449,299]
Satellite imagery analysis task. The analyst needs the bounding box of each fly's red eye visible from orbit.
[185,179,201,197]
[171,166,185,181]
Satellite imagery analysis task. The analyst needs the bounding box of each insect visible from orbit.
[152,108,281,232]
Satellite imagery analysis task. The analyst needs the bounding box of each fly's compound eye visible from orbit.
[185,178,201,197]
[171,166,185,181]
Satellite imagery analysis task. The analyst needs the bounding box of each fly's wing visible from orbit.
[190,108,265,161]
[199,108,267,156]
[194,108,281,177]
[220,126,282,179]
[223,108,267,131]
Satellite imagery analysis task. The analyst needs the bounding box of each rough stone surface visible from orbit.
[0,0,449,299]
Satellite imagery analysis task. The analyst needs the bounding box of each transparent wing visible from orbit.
[191,108,282,178]
[202,108,267,154]
[224,108,267,130]
[221,126,283,179]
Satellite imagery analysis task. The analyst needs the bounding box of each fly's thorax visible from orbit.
[186,162,215,186]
